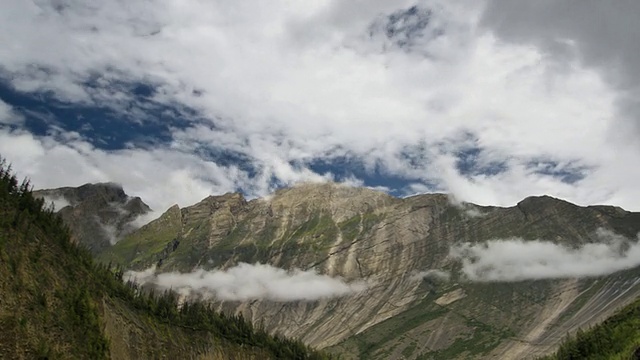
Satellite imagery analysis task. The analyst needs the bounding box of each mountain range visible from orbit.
[37,181,640,359]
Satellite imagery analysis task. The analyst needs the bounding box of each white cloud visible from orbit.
[0,0,639,211]
[0,99,23,125]
[481,0,640,137]
[0,129,246,212]
[98,219,119,246]
[125,263,367,302]
[40,195,71,211]
[450,229,640,282]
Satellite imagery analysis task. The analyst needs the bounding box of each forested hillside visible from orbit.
[0,156,330,359]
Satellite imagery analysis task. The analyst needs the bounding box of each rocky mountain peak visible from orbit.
[36,182,127,208]
[516,194,568,207]
[34,183,151,254]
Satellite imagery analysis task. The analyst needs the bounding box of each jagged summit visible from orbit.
[33,183,151,254]
[36,182,128,207]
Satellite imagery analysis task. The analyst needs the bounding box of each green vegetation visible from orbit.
[401,341,417,358]
[329,296,448,359]
[338,212,381,242]
[279,212,337,249]
[540,296,640,360]
[423,316,513,359]
[0,156,331,359]
[99,205,182,269]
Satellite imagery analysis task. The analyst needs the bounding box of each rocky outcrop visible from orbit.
[99,183,640,358]
[34,183,151,255]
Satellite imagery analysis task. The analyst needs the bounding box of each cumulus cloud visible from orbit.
[1,0,640,212]
[450,229,640,282]
[0,129,247,212]
[125,263,367,302]
[481,0,640,136]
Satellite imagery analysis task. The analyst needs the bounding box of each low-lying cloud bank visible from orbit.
[125,263,367,302]
[450,229,640,281]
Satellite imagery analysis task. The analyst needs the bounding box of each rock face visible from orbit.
[98,182,640,359]
[34,183,151,255]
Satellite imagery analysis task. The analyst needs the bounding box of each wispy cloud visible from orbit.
[39,195,71,211]
[97,220,119,246]
[126,263,367,302]
[0,99,23,125]
[450,229,640,281]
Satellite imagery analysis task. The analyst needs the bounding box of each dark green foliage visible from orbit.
[0,155,331,360]
[112,282,329,359]
[0,156,109,359]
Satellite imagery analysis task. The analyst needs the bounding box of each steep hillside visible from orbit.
[541,295,640,359]
[0,158,329,360]
[34,183,150,255]
[99,182,640,359]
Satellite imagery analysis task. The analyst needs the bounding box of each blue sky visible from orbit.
[1,0,639,214]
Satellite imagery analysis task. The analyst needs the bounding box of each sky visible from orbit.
[1,0,639,214]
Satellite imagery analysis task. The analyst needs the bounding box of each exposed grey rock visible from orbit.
[34,183,151,255]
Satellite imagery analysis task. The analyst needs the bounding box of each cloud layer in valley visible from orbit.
[126,263,367,302]
[450,229,640,281]
[1,0,640,214]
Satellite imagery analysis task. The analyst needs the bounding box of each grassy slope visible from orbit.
[102,205,348,271]
[0,158,330,360]
[97,204,182,268]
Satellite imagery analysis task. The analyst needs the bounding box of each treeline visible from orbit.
[0,157,110,358]
[110,274,325,359]
[0,156,332,359]
[541,297,640,359]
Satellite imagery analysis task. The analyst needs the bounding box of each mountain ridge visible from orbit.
[88,182,640,359]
